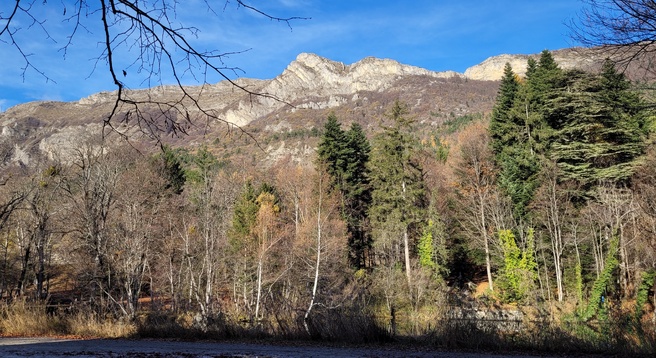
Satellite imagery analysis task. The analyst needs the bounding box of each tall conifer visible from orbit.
[490,63,519,154]
[343,123,372,268]
[547,61,647,190]
[492,50,562,218]
[316,113,347,185]
[317,114,372,268]
[368,101,427,282]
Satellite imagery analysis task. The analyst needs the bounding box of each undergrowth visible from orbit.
[0,299,653,356]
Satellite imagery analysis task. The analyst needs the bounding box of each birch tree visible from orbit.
[300,165,346,336]
[453,123,500,291]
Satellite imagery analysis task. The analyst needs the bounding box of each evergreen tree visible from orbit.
[229,181,279,252]
[343,123,372,269]
[316,113,347,185]
[491,50,562,218]
[368,101,427,282]
[546,61,647,192]
[229,181,259,252]
[152,145,186,194]
[317,114,372,269]
[490,63,519,154]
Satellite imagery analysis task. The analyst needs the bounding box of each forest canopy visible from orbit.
[0,51,654,353]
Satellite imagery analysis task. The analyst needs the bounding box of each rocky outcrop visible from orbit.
[222,53,462,126]
[273,53,460,95]
[464,54,532,81]
[0,47,629,166]
[464,48,601,81]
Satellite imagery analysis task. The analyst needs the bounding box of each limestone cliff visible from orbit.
[223,53,462,126]
[0,47,629,166]
[463,48,601,81]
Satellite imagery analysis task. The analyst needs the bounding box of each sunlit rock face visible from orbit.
[224,53,462,126]
[463,47,606,81]
[0,47,634,166]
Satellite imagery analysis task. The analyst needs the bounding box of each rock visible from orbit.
[0,47,628,166]
[463,47,604,81]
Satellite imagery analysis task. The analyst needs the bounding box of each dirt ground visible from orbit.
[0,337,581,357]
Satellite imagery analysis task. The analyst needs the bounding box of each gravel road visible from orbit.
[0,337,587,357]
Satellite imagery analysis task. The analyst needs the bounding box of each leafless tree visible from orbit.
[60,142,124,311]
[532,162,577,302]
[571,0,656,74]
[583,184,635,297]
[453,123,501,292]
[0,1,304,139]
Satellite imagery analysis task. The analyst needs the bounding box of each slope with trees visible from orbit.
[0,55,654,354]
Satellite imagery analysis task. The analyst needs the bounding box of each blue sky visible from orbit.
[0,0,584,111]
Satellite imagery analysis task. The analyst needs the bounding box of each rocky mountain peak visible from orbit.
[463,48,604,81]
[1,47,633,167]
[223,52,463,126]
[279,52,461,92]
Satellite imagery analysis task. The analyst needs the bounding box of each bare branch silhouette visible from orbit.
[571,0,656,75]
[0,0,308,143]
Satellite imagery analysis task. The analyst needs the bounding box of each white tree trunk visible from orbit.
[304,199,322,335]
[254,257,263,322]
[402,181,412,287]
[479,194,493,291]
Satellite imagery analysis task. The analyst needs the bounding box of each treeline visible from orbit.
[0,51,654,352]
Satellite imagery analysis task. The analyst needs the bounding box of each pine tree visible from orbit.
[152,145,186,194]
[491,50,562,218]
[229,181,258,249]
[343,123,372,269]
[316,113,347,186]
[317,114,372,269]
[368,101,427,283]
[490,63,519,154]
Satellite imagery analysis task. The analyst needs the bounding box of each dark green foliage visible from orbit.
[368,101,427,266]
[317,113,348,182]
[229,181,259,250]
[152,146,186,194]
[229,181,278,253]
[184,146,224,185]
[317,113,372,269]
[438,113,483,137]
[546,61,647,193]
[491,52,648,215]
[490,51,563,218]
[490,63,519,154]
[268,127,321,143]
[343,122,372,268]
[496,145,541,219]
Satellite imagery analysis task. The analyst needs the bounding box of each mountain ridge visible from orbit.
[0,47,632,167]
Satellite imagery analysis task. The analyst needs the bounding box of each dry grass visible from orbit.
[0,299,135,338]
[66,312,135,338]
[0,300,67,336]
[1,299,653,356]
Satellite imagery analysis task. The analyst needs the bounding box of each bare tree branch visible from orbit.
[0,0,308,145]
[571,0,656,75]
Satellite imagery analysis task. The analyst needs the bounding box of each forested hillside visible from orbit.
[0,51,654,354]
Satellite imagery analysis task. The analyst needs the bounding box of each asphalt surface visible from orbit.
[0,337,588,357]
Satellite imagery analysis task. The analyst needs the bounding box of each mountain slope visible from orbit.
[0,47,624,167]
